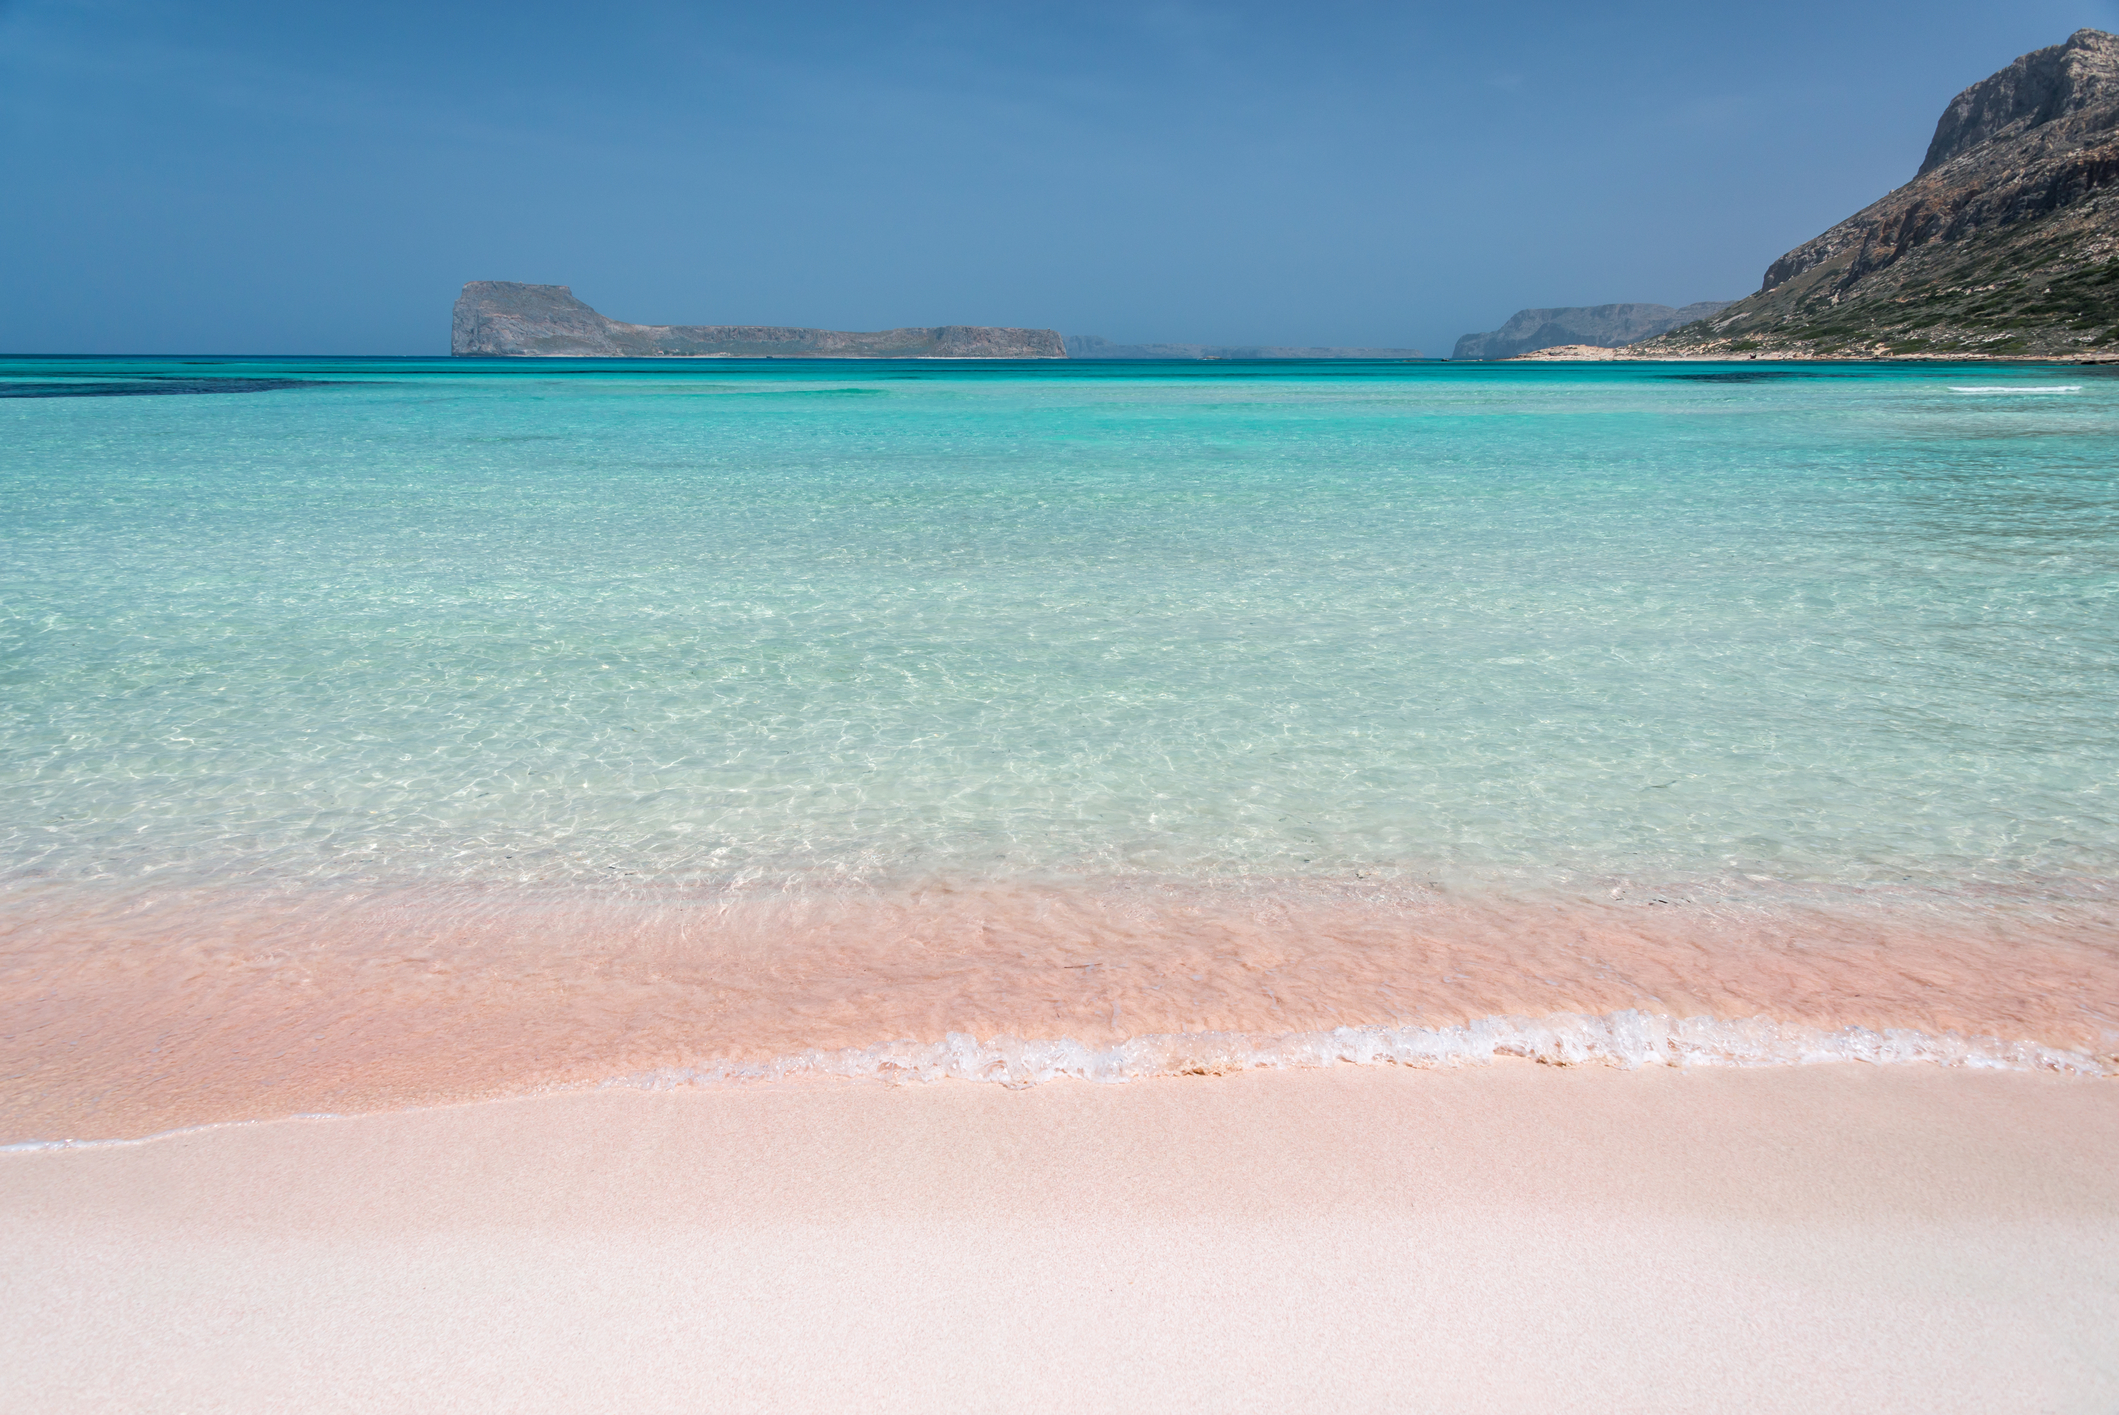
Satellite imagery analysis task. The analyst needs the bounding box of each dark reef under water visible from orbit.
[0,377,332,398]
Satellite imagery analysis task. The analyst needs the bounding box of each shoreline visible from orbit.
[1496,348,2118,362]
[10,873,2115,1142]
[6,1061,2116,1411]
[8,1008,2109,1152]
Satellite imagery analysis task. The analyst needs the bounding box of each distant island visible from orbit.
[452,282,1066,358]
[449,284,1425,361]
[1451,303,1733,361]
[1638,29,2119,359]
[1066,335,1424,360]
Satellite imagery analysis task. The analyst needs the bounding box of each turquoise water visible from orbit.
[5,357,2117,898]
[8,355,2119,1136]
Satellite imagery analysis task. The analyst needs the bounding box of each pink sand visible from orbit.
[5,1062,2117,1411]
[7,874,2116,1137]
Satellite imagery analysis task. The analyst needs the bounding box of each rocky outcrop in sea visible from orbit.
[452,283,1067,358]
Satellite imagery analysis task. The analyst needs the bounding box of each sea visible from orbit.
[4,355,2116,1141]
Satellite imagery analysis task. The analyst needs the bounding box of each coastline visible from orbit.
[6,1062,2115,1412]
[1496,348,2117,362]
[10,874,2114,1143]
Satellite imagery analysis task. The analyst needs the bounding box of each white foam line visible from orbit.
[1949,385,2082,393]
[8,1013,2104,1151]
[609,1010,2114,1091]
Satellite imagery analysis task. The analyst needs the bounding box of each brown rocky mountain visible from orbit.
[1638,29,2119,359]
[452,283,1066,358]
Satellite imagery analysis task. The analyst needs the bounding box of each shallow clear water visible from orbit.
[4,356,2117,1135]
[9,357,2117,890]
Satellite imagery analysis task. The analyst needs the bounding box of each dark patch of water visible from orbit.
[1662,371,1829,383]
[0,377,332,398]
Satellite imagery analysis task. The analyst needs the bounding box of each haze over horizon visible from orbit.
[4,0,2115,357]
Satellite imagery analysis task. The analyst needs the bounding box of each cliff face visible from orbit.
[1920,29,2119,174]
[1451,302,1734,360]
[452,283,1067,358]
[1064,335,1424,359]
[1638,29,2119,359]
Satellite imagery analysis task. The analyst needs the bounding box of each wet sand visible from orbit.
[9,875,2116,1138]
[5,1061,2117,1412]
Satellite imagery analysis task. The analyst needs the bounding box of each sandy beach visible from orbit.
[6,1060,2116,1412]
[13,7,2119,1412]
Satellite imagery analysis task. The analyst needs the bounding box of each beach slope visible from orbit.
[5,1063,2116,1413]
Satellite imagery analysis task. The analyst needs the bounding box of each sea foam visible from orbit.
[608,1010,2114,1091]
[8,1011,2100,1154]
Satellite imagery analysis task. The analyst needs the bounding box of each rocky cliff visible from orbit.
[452,283,1067,358]
[1636,29,2119,359]
[1065,335,1424,359]
[1451,302,1734,360]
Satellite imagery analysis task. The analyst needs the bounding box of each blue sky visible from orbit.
[3,0,2114,355]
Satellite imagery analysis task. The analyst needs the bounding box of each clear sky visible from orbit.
[4,0,2115,355]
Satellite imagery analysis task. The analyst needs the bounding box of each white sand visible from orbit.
[5,1062,2117,1412]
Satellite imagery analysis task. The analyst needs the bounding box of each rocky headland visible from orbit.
[1452,303,1733,361]
[1636,29,2119,360]
[452,283,1067,358]
[1501,344,1631,361]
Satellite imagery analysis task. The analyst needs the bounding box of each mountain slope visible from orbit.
[452,283,1066,358]
[1638,29,2119,359]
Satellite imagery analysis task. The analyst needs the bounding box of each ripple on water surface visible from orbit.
[3,357,2116,1137]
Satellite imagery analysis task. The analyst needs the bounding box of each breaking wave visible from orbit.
[8,1011,2105,1151]
[609,1010,2115,1091]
